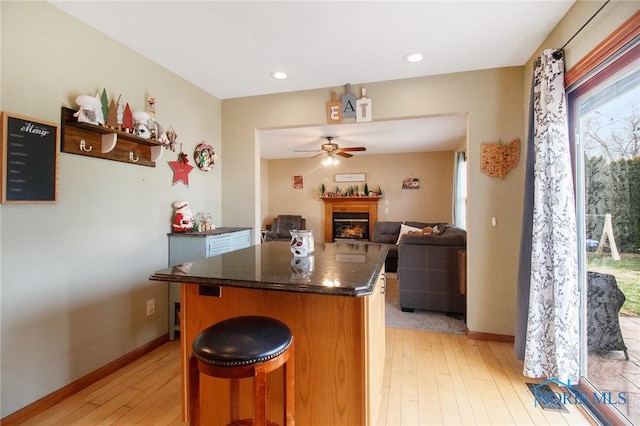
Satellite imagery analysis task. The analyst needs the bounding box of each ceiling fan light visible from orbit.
[322,155,339,166]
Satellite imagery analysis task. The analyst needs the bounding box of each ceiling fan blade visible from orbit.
[337,152,353,158]
[338,147,366,152]
[310,152,325,158]
[294,149,322,152]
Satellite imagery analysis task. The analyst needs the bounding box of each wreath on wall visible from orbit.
[194,142,217,172]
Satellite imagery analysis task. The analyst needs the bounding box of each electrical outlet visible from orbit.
[146,298,155,316]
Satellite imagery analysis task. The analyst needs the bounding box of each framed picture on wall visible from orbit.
[293,175,304,189]
[402,177,420,189]
[335,173,366,182]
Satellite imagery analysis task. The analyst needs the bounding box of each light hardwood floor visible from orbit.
[20,329,594,426]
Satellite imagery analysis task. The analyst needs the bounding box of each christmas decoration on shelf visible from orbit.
[122,103,133,132]
[318,183,383,198]
[74,95,104,125]
[165,127,178,152]
[132,111,152,139]
[168,146,194,186]
[172,201,195,232]
[194,141,217,171]
[106,98,118,129]
[100,88,109,124]
[71,90,173,146]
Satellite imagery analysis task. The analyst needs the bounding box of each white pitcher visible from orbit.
[289,230,315,257]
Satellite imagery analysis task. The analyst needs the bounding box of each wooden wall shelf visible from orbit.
[60,107,163,167]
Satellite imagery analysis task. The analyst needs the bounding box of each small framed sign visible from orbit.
[335,173,365,182]
[1,112,59,204]
[402,177,420,189]
[293,175,304,189]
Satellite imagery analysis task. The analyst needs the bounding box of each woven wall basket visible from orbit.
[480,138,520,178]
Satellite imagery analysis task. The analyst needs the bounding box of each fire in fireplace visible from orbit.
[333,212,370,241]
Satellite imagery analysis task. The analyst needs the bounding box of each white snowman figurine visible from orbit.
[172,201,195,233]
[132,111,152,139]
[74,95,104,126]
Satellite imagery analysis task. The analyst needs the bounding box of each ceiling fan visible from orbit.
[295,136,366,160]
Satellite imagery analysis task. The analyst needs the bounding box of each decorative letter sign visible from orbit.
[356,88,372,122]
[326,91,342,124]
[341,84,357,118]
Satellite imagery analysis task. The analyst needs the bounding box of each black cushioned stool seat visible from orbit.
[188,316,295,426]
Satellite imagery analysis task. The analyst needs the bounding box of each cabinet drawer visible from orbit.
[207,236,230,257]
[229,230,251,251]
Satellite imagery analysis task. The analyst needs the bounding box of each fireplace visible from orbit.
[321,196,381,242]
[333,212,369,240]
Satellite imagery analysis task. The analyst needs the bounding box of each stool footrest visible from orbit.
[227,420,281,426]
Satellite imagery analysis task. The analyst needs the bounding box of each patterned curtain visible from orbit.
[522,49,580,383]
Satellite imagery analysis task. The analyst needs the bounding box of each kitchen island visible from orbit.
[150,240,388,425]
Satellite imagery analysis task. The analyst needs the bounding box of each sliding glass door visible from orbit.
[569,41,639,425]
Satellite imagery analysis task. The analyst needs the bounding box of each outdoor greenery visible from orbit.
[585,156,640,253]
[588,252,640,315]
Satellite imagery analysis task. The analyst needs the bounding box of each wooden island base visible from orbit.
[180,272,385,425]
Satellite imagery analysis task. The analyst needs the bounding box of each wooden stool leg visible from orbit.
[254,363,267,426]
[229,378,241,423]
[188,354,200,426]
[284,345,295,426]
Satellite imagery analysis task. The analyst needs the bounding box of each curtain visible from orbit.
[453,151,467,229]
[518,49,580,384]
[514,77,536,360]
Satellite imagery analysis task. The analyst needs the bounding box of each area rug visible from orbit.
[385,273,466,335]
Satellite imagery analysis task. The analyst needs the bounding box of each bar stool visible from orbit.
[188,316,295,426]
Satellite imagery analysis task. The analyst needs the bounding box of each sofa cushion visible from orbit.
[405,221,447,231]
[400,233,466,246]
[371,221,402,244]
[395,224,423,245]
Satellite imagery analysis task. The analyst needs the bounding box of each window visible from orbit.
[567,13,639,426]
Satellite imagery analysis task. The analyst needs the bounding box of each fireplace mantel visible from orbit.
[321,197,381,242]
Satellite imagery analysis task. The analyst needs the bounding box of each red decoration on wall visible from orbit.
[168,152,194,186]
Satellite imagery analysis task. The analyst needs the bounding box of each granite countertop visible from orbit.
[166,226,251,236]
[150,241,388,297]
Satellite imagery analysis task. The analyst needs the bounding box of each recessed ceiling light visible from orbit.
[403,53,423,63]
[270,71,288,80]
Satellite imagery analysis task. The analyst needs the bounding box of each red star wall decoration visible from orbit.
[168,152,194,186]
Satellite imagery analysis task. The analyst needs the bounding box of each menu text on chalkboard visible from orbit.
[1,112,59,204]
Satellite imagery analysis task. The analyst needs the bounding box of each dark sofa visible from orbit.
[397,225,466,316]
[370,221,449,272]
[264,215,306,241]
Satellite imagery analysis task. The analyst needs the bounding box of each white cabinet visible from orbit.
[167,228,251,340]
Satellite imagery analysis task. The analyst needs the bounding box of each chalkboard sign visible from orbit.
[1,112,59,204]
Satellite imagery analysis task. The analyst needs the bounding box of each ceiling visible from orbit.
[50,1,575,158]
[259,113,469,159]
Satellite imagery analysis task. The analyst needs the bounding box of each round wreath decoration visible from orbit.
[194,142,217,172]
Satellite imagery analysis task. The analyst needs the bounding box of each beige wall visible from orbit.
[0,2,222,417]
[263,151,456,240]
[223,67,526,337]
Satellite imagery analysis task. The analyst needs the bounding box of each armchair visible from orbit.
[264,215,306,241]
